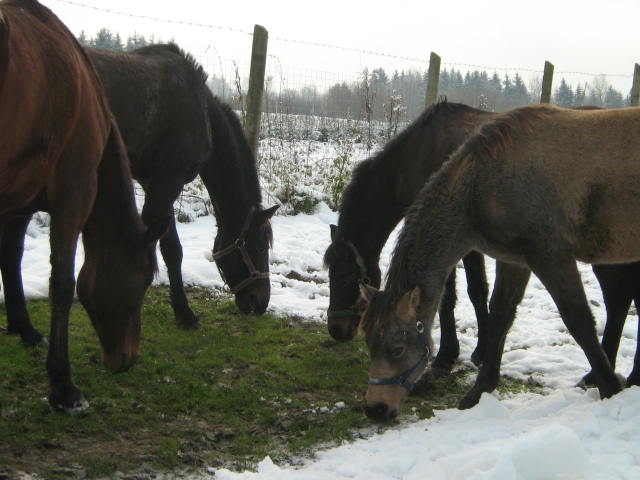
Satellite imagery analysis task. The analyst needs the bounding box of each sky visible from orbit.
[40,0,640,93]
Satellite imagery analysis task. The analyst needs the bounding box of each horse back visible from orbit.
[0,0,111,216]
[87,44,212,183]
[468,106,640,265]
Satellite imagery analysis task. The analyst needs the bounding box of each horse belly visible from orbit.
[573,184,640,264]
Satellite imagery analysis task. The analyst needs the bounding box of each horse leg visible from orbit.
[1,215,46,346]
[579,264,632,387]
[530,258,622,400]
[462,251,490,366]
[431,269,459,377]
[459,261,530,410]
[626,296,640,386]
[141,181,198,329]
[47,216,88,413]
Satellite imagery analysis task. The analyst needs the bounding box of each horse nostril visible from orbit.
[364,402,392,420]
[328,324,355,342]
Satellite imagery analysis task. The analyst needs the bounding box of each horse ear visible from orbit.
[144,215,172,248]
[397,286,421,320]
[255,205,279,224]
[330,224,338,242]
[359,282,377,306]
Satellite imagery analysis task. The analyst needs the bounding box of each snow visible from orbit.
[3,202,639,479]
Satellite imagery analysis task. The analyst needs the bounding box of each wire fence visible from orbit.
[44,0,640,214]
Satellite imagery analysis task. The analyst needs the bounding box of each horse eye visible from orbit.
[391,346,405,358]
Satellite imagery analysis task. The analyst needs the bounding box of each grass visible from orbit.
[0,286,540,478]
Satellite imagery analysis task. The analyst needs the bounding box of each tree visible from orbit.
[574,84,586,106]
[555,79,574,107]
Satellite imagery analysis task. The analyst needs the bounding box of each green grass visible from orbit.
[0,286,540,478]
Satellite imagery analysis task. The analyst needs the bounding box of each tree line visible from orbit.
[77,28,159,51]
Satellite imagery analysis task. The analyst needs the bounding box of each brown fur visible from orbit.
[372,105,640,416]
[0,0,165,413]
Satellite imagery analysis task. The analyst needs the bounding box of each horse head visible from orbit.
[324,224,381,341]
[213,205,278,314]
[359,285,434,420]
[77,217,170,372]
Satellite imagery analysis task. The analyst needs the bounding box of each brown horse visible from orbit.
[359,104,640,419]
[0,0,167,413]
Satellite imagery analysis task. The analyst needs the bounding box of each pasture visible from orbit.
[0,286,533,478]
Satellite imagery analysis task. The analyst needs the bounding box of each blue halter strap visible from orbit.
[368,321,430,391]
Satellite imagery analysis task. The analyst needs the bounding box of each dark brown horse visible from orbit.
[324,101,494,375]
[1,44,277,344]
[359,104,640,419]
[0,0,167,412]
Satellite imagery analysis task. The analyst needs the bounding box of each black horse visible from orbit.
[1,44,277,346]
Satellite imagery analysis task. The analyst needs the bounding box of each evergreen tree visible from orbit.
[573,84,586,106]
[555,79,574,107]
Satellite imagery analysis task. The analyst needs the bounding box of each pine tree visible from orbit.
[555,79,574,107]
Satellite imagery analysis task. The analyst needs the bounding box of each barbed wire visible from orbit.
[49,0,634,79]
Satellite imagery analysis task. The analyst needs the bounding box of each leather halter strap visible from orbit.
[212,206,269,293]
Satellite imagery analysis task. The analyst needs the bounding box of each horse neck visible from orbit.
[386,154,474,300]
[82,127,144,254]
[199,97,261,237]
[339,105,481,262]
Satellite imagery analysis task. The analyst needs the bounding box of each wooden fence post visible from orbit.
[245,24,269,155]
[425,52,441,106]
[540,61,554,103]
[630,63,640,107]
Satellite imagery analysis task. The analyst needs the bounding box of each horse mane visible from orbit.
[360,290,395,335]
[133,42,208,85]
[457,103,559,166]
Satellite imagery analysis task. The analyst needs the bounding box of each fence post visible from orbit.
[631,63,640,107]
[425,52,441,106]
[540,61,554,103]
[245,24,269,155]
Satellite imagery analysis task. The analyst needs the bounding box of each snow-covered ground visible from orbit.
[4,203,639,479]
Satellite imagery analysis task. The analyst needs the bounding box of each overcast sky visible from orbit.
[41,0,640,92]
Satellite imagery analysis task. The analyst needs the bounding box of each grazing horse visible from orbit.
[324,101,494,376]
[0,0,167,412]
[324,99,640,388]
[1,44,277,341]
[359,104,640,419]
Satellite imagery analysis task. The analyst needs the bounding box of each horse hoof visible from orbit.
[176,312,200,330]
[576,372,596,390]
[430,358,454,378]
[49,387,90,414]
[458,390,481,410]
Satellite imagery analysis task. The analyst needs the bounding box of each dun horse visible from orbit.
[1,44,277,345]
[359,104,640,419]
[0,0,167,412]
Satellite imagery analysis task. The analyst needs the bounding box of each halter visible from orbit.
[368,320,430,391]
[327,240,371,320]
[212,206,270,293]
